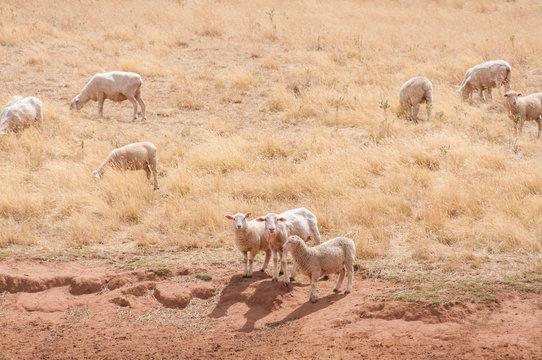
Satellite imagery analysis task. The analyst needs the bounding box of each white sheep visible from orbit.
[282,235,355,303]
[504,90,542,138]
[457,60,511,102]
[92,142,159,190]
[0,96,43,134]
[255,207,322,286]
[224,212,271,278]
[399,76,433,122]
[70,71,145,121]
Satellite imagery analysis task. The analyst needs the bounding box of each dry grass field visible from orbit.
[1,0,542,284]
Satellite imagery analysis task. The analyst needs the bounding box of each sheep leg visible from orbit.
[242,251,249,278]
[97,93,105,119]
[144,165,151,180]
[334,267,345,292]
[261,248,271,272]
[289,262,296,282]
[412,104,419,123]
[486,88,492,101]
[478,88,485,102]
[247,251,255,278]
[345,263,354,294]
[271,250,279,282]
[281,250,290,286]
[309,272,319,303]
[537,116,542,139]
[127,95,138,121]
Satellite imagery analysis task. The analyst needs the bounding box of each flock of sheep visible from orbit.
[0,58,539,303]
[400,59,542,139]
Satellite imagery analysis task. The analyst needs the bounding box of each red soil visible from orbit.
[0,257,540,359]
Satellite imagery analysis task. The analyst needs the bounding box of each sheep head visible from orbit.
[504,91,521,106]
[282,235,303,252]
[70,96,83,111]
[225,212,251,230]
[255,213,287,234]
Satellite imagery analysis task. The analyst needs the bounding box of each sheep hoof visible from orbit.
[323,275,329,281]
[283,282,289,287]
[310,298,318,303]
[279,271,284,275]
[289,277,295,282]
[333,289,339,293]
[260,269,265,272]
[344,290,350,294]
[246,275,252,278]
[242,275,248,278]
[272,278,277,282]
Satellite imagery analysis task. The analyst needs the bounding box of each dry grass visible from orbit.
[0,0,541,280]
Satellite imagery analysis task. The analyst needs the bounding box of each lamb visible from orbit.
[224,212,271,278]
[504,90,542,139]
[92,142,159,190]
[457,60,511,102]
[70,71,145,121]
[282,235,355,303]
[0,96,43,134]
[399,76,433,122]
[255,207,322,286]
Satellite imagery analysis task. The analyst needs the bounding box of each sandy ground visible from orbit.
[0,257,541,360]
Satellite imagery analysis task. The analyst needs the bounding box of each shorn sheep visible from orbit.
[0,96,43,134]
[224,212,271,278]
[92,142,159,190]
[282,235,355,303]
[399,76,433,122]
[457,60,511,102]
[255,207,322,286]
[70,71,145,121]
[504,90,542,139]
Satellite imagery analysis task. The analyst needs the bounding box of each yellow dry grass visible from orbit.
[0,0,541,280]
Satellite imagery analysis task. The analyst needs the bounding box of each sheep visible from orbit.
[399,76,433,122]
[70,71,145,121]
[457,60,511,102]
[504,90,542,139]
[0,96,43,134]
[282,235,355,303]
[92,142,159,190]
[255,207,322,286]
[224,212,271,278]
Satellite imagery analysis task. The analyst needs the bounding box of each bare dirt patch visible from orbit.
[0,257,540,359]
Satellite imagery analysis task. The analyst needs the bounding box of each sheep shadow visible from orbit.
[265,292,348,329]
[209,272,308,333]
[236,280,308,333]
[209,271,271,320]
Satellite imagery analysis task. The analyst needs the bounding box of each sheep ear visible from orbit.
[225,215,234,220]
[255,217,265,222]
[245,212,251,219]
[518,93,522,97]
[279,217,287,222]
[504,94,508,97]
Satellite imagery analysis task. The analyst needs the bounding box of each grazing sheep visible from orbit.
[457,60,511,102]
[70,71,145,121]
[92,142,159,190]
[0,96,43,134]
[504,90,542,138]
[399,76,433,122]
[255,208,322,286]
[224,212,271,278]
[282,235,355,303]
